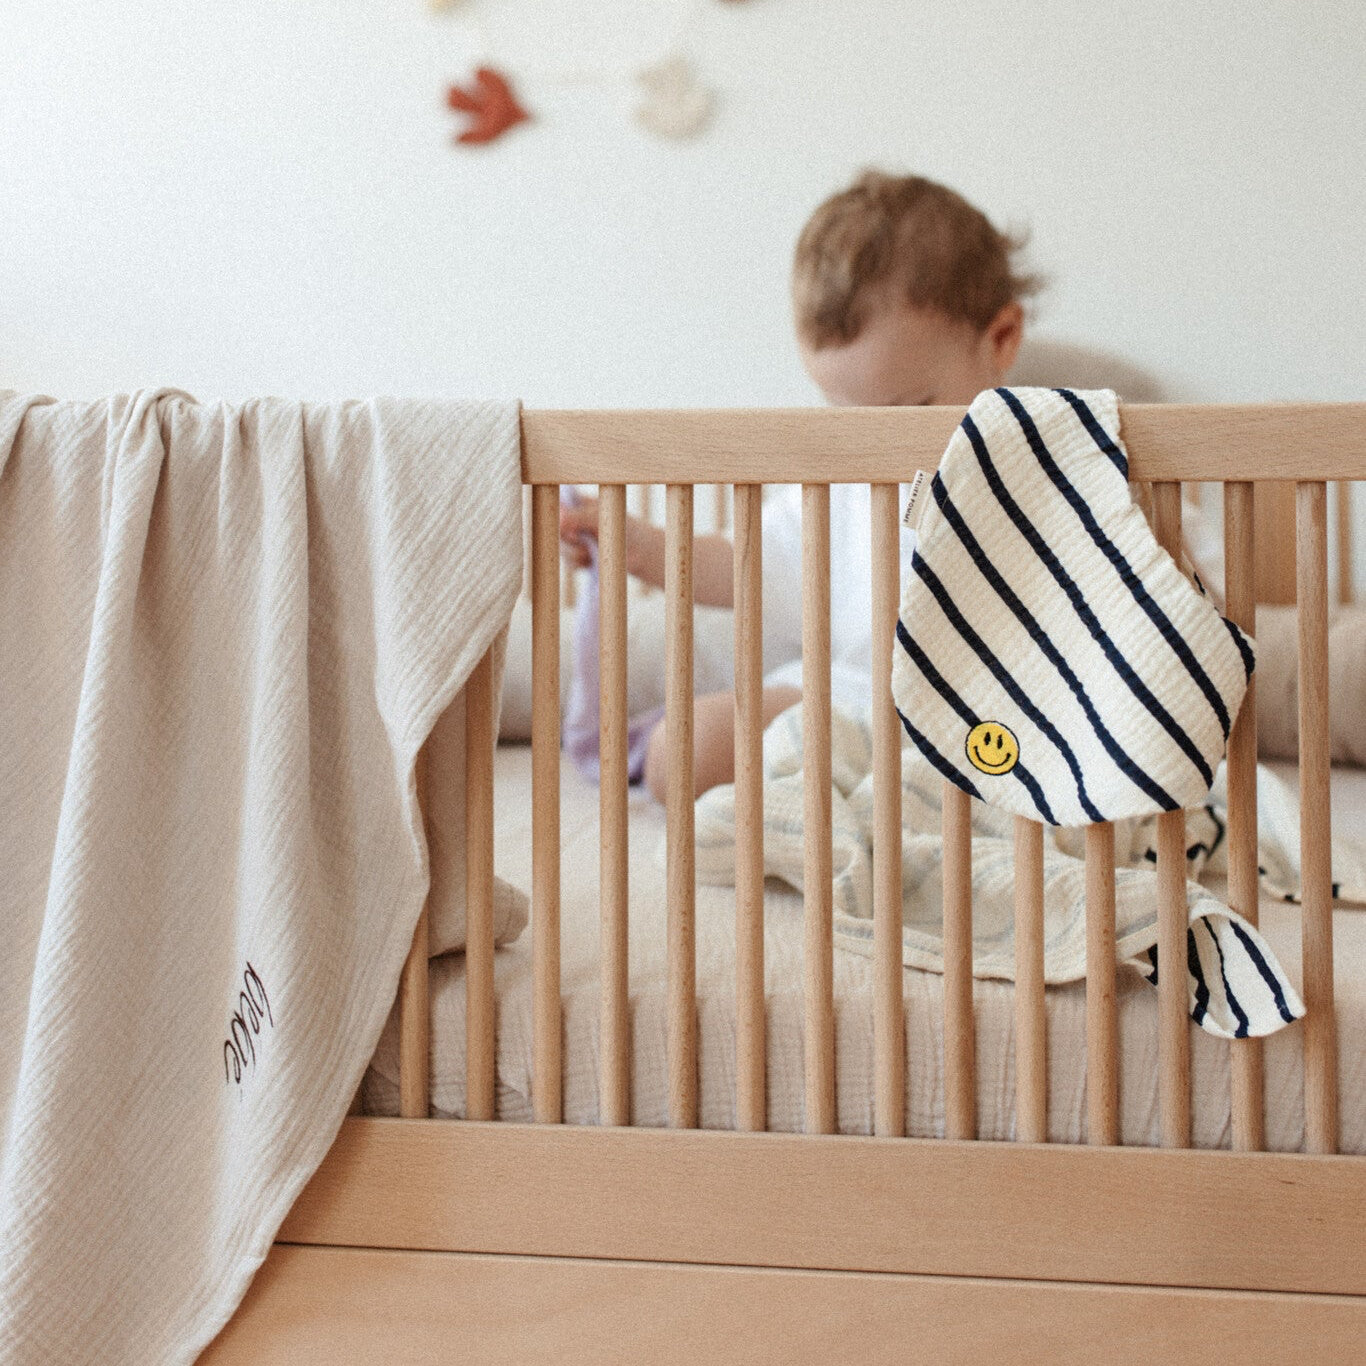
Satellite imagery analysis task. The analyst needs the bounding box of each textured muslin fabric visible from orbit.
[0,390,522,1365]
[695,704,1305,1040]
[892,387,1254,827]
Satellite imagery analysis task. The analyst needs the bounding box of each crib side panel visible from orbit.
[400,408,1358,1167]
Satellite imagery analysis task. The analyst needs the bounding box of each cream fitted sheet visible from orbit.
[364,748,1366,1153]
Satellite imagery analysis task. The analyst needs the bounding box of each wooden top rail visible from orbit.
[519,404,1366,484]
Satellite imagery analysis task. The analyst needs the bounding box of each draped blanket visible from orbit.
[0,391,522,1365]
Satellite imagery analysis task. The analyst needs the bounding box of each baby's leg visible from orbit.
[643,685,802,804]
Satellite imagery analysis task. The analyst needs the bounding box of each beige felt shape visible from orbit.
[635,54,715,139]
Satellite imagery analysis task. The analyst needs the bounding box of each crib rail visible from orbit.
[519,405,1366,483]
[401,404,1366,1159]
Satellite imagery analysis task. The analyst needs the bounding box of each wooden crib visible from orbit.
[204,405,1366,1364]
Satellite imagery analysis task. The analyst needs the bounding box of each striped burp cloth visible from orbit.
[892,386,1255,827]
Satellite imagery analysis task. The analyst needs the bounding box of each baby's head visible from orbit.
[793,171,1038,407]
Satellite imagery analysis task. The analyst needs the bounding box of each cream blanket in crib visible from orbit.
[696,705,1314,1039]
[0,391,522,1365]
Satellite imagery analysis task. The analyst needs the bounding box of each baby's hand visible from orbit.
[560,495,661,582]
[559,496,599,569]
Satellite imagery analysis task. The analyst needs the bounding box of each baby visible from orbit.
[560,171,1039,801]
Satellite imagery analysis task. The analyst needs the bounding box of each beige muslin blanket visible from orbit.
[0,390,522,1365]
[695,705,1317,1040]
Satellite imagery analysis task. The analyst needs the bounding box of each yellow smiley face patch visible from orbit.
[966,721,1019,775]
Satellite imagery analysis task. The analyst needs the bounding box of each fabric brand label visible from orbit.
[903,470,930,530]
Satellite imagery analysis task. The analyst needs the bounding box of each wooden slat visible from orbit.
[531,484,563,1124]
[1223,482,1264,1152]
[633,484,655,596]
[713,482,730,534]
[802,484,836,1135]
[1154,809,1190,1147]
[204,1245,1366,1366]
[1012,817,1046,1145]
[521,485,533,600]
[1151,482,1191,1149]
[941,783,975,1142]
[1085,822,1119,1146]
[398,749,431,1119]
[562,483,579,608]
[666,484,698,1129]
[1297,481,1338,1155]
[1253,483,1298,605]
[464,648,497,1123]
[598,484,630,1128]
[518,405,1366,485]
[1338,481,1355,604]
[281,1119,1366,1297]
[733,483,766,1133]
[870,485,905,1138]
[397,904,429,1119]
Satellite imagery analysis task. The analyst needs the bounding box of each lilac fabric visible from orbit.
[561,487,663,785]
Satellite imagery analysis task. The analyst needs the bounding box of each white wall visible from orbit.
[3,0,1363,407]
[3,0,1365,593]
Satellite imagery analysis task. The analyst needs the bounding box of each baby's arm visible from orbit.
[559,496,735,608]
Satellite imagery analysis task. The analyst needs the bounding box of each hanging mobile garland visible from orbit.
[634,53,714,140]
[446,66,531,144]
[437,0,750,147]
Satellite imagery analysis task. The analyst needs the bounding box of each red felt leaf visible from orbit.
[446,66,530,146]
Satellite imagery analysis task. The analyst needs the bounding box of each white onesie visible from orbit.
[757,481,1224,717]
[759,482,918,715]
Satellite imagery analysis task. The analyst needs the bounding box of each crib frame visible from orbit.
[204,405,1366,1364]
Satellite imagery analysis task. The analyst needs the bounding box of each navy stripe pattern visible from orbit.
[956,415,1207,799]
[892,387,1256,826]
[997,388,1236,738]
[1138,908,1301,1039]
[897,619,1054,822]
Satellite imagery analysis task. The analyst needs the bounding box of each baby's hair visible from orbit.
[792,170,1042,348]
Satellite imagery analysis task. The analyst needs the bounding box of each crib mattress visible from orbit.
[363,747,1366,1153]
